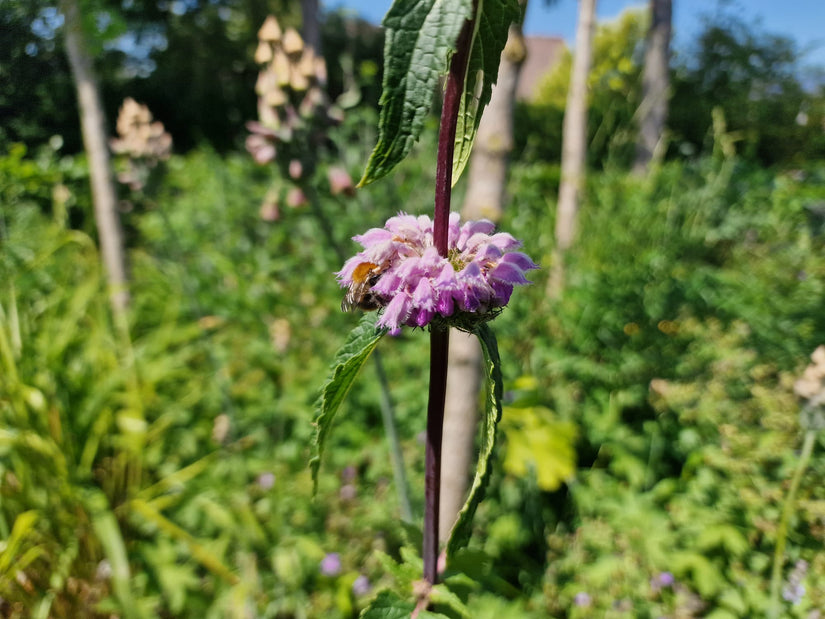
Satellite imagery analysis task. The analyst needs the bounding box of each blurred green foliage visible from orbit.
[3,71,825,618]
[516,8,825,169]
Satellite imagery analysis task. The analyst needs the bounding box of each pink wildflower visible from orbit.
[337,213,538,334]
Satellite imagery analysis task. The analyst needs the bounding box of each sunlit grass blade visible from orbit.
[130,498,240,585]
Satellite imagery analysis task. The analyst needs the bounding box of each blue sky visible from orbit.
[324,0,825,69]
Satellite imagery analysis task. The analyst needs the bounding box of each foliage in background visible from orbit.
[670,11,825,165]
[6,114,825,615]
[3,0,825,608]
[515,8,825,169]
[0,0,383,154]
[527,8,647,168]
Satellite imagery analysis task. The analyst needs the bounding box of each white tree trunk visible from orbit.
[61,0,129,313]
[439,13,528,541]
[549,0,596,299]
[633,0,672,174]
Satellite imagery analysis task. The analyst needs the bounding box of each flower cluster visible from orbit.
[794,345,825,430]
[246,15,354,221]
[338,213,538,334]
[110,97,172,190]
[246,15,341,166]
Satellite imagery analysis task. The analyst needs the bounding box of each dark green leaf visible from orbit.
[452,0,521,184]
[359,590,416,618]
[310,313,386,492]
[446,323,503,557]
[358,0,474,186]
[360,589,446,618]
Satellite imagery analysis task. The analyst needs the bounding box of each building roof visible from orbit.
[517,35,567,101]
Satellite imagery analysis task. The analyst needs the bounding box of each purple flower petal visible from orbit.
[501,251,539,272]
[354,228,393,246]
[488,232,522,251]
[320,553,342,576]
[489,261,530,285]
[412,277,436,310]
[338,213,536,331]
[378,293,411,332]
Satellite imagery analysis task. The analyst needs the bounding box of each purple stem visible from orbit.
[422,11,476,586]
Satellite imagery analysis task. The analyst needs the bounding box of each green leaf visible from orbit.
[500,406,577,491]
[310,313,386,490]
[452,0,521,185]
[360,590,415,618]
[359,590,446,619]
[430,583,471,617]
[83,489,143,619]
[446,323,503,557]
[358,0,474,186]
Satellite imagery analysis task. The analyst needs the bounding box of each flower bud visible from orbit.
[286,187,308,208]
[271,49,291,87]
[282,27,304,56]
[258,16,282,43]
[328,166,354,196]
[254,41,273,64]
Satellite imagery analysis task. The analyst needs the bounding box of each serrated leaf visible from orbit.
[359,0,474,186]
[430,583,471,617]
[310,313,386,491]
[359,590,416,619]
[359,590,445,618]
[446,323,503,557]
[452,0,521,185]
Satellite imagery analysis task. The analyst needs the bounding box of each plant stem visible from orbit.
[422,11,476,586]
[423,326,449,584]
[374,350,413,522]
[768,428,816,618]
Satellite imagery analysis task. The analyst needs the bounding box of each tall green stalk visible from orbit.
[768,428,816,618]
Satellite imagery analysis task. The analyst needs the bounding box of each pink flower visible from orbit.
[337,213,538,334]
[320,552,342,576]
[328,166,355,196]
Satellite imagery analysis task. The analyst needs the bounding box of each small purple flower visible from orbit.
[341,466,357,483]
[782,582,806,604]
[352,574,371,596]
[573,592,592,607]
[320,552,342,576]
[256,472,276,490]
[657,571,675,587]
[339,484,357,501]
[337,213,538,334]
[783,560,809,605]
[650,571,675,593]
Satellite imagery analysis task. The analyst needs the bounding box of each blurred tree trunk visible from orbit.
[548,0,596,299]
[60,0,129,314]
[301,0,321,54]
[439,5,528,542]
[632,0,672,174]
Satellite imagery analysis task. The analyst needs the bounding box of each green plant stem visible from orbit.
[373,349,413,522]
[423,12,476,586]
[768,428,816,618]
[303,182,413,521]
